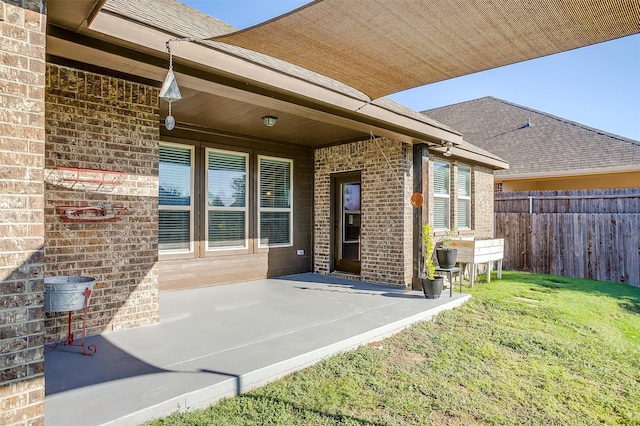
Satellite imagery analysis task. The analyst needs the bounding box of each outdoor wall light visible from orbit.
[443,141,453,157]
[262,115,278,127]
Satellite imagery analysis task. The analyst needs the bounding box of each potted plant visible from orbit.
[421,223,444,299]
[436,228,458,269]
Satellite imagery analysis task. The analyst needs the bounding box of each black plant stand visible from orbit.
[435,267,462,296]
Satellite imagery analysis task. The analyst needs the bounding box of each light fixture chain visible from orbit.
[166,41,173,69]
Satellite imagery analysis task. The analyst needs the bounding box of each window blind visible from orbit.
[159,145,192,206]
[433,161,450,229]
[457,167,471,197]
[259,158,291,209]
[433,197,450,229]
[259,212,291,246]
[207,151,246,208]
[208,211,246,249]
[259,157,292,247]
[159,211,190,251]
[433,161,450,195]
[207,149,248,250]
[159,144,193,252]
[457,167,471,229]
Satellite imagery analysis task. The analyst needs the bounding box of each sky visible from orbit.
[182,0,640,141]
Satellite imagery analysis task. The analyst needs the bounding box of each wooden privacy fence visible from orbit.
[495,188,640,214]
[495,213,639,287]
[495,189,640,287]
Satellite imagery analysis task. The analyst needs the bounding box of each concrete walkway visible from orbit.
[44,274,469,426]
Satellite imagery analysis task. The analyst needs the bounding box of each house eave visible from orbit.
[80,10,462,147]
[430,144,509,170]
[496,165,640,181]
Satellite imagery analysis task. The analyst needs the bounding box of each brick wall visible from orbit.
[473,165,495,238]
[0,0,47,424]
[44,64,160,342]
[428,154,495,240]
[314,138,413,287]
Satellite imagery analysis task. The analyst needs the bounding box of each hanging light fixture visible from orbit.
[159,38,200,130]
[261,115,278,127]
[159,41,182,131]
[443,141,453,157]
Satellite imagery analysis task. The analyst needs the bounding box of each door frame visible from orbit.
[330,171,362,274]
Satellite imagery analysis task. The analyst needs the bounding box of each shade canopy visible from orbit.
[212,0,640,100]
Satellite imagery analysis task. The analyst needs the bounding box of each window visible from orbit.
[342,183,361,243]
[159,143,194,252]
[158,143,296,256]
[258,156,292,247]
[206,149,248,250]
[457,166,471,229]
[433,160,450,230]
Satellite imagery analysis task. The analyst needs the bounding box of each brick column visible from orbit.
[314,138,411,286]
[0,0,47,425]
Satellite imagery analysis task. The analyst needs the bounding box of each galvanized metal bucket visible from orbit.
[44,276,95,312]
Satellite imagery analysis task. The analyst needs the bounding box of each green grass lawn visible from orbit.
[149,272,640,425]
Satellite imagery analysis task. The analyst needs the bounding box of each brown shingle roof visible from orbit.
[423,97,640,177]
[103,0,238,38]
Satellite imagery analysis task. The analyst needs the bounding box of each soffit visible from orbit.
[93,0,461,142]
[45,34,367,147]
[66,6,465,146]
[47,0,105,31]
[213,0,640,100]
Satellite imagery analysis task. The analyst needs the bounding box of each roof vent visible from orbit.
[525,116,532,128]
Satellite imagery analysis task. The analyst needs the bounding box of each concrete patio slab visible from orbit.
[44,273,470,426]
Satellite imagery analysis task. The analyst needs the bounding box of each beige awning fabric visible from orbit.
[211,0,640,100]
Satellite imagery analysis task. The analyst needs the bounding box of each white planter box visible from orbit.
[450,238,504,286]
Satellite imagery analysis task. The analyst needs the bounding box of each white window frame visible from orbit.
[258,155,293,248]
[205,148,249,251]
[158,142,195,255]
[433,160,451,230]
[457,165,472,230]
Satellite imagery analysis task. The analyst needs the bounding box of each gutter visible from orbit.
[497,164,640,180]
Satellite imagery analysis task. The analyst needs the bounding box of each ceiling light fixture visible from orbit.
[262,115,278,127]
